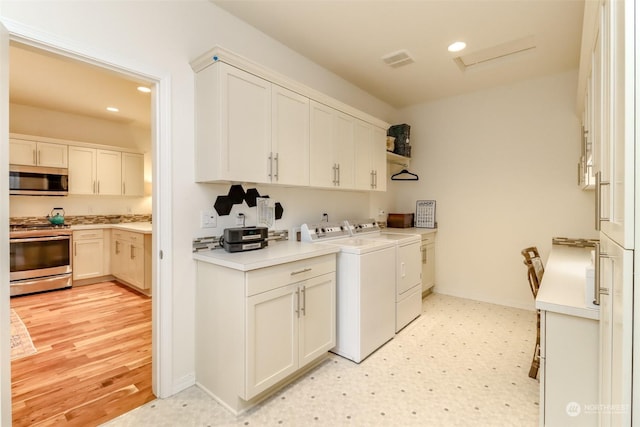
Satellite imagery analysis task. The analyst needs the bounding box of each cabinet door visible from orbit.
[72,238,104,280]
[397,242,422,295]
[122,152,145,196]
[333,111,355,188]
[221,63,271,183]
[371,126,387,191]
[37,142,68,168]
[246,284,298,399]
[68,146,97,195]
[9,139,37,165]
[271,85,310,185]
[354,120,374,190]
[422,242,435,292]
[299,273,336,367]
[599,0,634,249]
[111,236,127,280]
[309,100,335,188]
[128,242,146,289]
[96,149,122,195]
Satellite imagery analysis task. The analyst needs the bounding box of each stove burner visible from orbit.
[10,223,71,231]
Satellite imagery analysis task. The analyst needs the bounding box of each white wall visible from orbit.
[391,70,597,309]
[0,0,397,396]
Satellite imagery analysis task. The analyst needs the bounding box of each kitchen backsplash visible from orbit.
[10,214,152,226]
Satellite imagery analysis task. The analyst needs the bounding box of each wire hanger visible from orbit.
[391,168,419,181]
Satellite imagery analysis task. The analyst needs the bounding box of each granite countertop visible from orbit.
[535,245,598,320]
[193,240,340,271]
[71,222,152,234]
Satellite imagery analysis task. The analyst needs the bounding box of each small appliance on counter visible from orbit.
[222,226,268,253]
[387,213,414,228]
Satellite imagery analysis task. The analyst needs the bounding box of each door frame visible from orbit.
[0,16,174,419]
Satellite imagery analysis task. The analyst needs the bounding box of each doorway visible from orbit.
[2,24,171,425]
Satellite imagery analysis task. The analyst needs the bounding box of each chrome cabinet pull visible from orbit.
[291,267,312,276]
[33,150,37,165]
[594,242,611,305]
[93,181,96,194]
[295,288,300,318]
[301,286,306,316]
[274,153,279,181]
[337,164,340,185]
[130,245,135,259]
[123,182,126,195]
[268,152,273,180]
[595,171,610,231]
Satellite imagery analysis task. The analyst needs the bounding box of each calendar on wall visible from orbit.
[415,200,436,228]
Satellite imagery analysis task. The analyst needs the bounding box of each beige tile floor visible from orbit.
[104,293,539,426]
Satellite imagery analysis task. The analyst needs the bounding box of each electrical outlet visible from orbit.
[201,210,217,228]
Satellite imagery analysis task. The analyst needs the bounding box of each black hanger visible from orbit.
[391,168,419,181]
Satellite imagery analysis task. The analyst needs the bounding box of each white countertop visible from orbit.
[385,227,437,236]
[193,240,340,271]
[536,245,599,320]
[71,222,152,234]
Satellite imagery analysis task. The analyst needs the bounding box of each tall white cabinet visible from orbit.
[579,0,636,425]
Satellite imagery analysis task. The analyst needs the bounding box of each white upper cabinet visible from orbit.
[195,62,271,183]
[593,0,635,249]
[10,138,68,168]
[96,149,122,196]
[271,85,310,186]
[68,145,97,195]
[192,47,390,191]
[309,101,355,189]
[354,120,387,191]
[122,152,145,196]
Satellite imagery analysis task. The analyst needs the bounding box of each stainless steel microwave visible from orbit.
[9,165,69,196]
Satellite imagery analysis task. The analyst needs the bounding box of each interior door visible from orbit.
[0,19,12,427]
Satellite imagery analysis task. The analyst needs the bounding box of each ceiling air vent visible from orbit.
[381,49,415,68]
[454,35,536,70]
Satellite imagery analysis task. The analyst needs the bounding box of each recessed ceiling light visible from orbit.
[448,41,467,52]
[137,86,151,93]
[106,106,119,112]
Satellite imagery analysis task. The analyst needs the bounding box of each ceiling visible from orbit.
[9,42,152,128]
[213,0,585,108]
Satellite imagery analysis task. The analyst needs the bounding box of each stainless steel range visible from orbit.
[9,224,72,297]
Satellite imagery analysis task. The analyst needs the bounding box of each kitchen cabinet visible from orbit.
[535,245,600,426]
[598,234,633,427]
[593,0,634,249]
[354,120,386,191]
[111,229,151,295]
[195,252,336,414]
[10,138,68,168]
[69,146,143,196]
[194,62,271,183]
[421,233,436,293]
[271,84,310,185]
[192,47,389,191]
[121,152,145,196]
[72,229,106,280]
[309,100,355,189]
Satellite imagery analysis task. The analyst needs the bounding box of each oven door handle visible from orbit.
[11,236,71,243]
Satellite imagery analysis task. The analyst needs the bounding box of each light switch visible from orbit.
[201,210,217,228]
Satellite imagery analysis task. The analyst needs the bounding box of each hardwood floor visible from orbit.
[10,281,154,426]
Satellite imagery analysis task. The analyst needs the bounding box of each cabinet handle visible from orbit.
[577,162,581,186]
[401,261,406,278]
[594,242,611,305]
[37,150,41,165]
[123,182,126,195]
[74,242,77,257]
[301,286,306,316]
[291,267,312,276]
[131,245,135,259]
[421,247,427,263]
[274,153,279,181]
[332,164,337,185]
[97,181,100,194]
[115,240,120,254]
[33,149,36,165]
[374,170,378,188]
[295,288,300,318]
[268,152,273,180]
[595,171,610,230]
[93,181,96,194]
[337,164,340,185]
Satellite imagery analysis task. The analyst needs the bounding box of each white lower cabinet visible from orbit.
[72,229,106,280]
[196,254,336,414]
[421,233,436,293]
[111,229,151,295]
[540,310,599,426]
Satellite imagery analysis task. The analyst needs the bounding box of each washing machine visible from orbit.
[301,222,396,363]
[347,220,422,332]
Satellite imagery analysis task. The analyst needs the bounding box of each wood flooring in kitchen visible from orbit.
[10,281,154,427]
